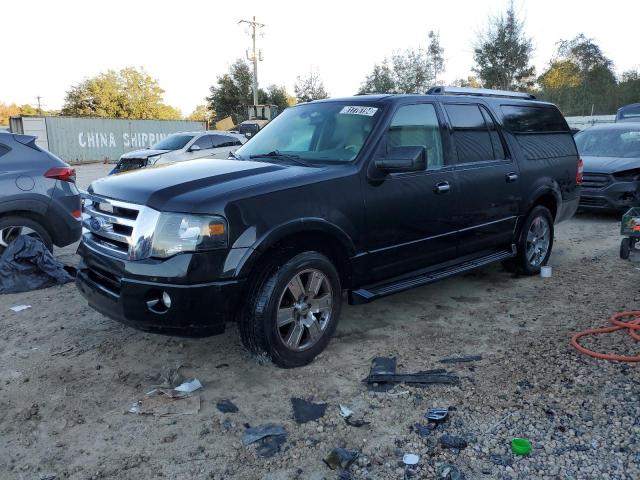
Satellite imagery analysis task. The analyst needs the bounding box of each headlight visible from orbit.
[147,154,163,165]
[151,213,227,258]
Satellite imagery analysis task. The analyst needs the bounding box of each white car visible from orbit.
[110,131,246,174]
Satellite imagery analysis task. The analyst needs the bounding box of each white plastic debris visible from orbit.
[174,378,202,393]
[339,405,354,418]
[540,265,552,278]
[403,453,420,465]
[10,305,31,312]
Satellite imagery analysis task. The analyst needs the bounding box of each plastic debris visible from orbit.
[438,463,465,480]
[241,424,287,446]
[0,235,74,294]
[174,378,202,393]
[255,433,287,458]
[439,355,482,364]
[365,357,458,390]
[440,434,468,449]
[426,407,449,423]
[291,397,327,424]
[339,405,354,418]
[345,416,370,428]
[511,437,532,455]
[216,399,239,413]
[323,448,359,470]
[9,304,31,312]
[402,453,419,465]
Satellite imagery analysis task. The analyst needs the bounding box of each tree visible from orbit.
[427,30,445,85]
[538,34,617,115]
[206,59,253,123]
[618,69,640,108]
[294,71,328,103]
[452,76,482,88]
[359,32,445,94]
[264,84,291,112]
[187,104,212,122]
[472,2,535,90]
[62,67,182,119]
[0,103,20,126]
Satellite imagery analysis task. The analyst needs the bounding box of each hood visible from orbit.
[119,148,170,160]
[582,156,640,174]
[89,158,324,212]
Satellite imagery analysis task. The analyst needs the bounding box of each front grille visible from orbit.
[581,173,611,189]
[579,196,607,207]
[82,194,141,258]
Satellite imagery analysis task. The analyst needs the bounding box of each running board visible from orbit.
[348,246,516,305]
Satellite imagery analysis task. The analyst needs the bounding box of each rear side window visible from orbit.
[445,104,499,163]
[0,144,10,159]
[387,103,444,169]
[212,135,240,148]
[501,105,569,133]
[193,135,214,150]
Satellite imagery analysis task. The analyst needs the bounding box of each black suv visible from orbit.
[76,87,580,367]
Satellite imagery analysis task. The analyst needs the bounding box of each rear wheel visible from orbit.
[620,238,631,260]
[503,206,554,275]
[240,251,342,368]
[0,216,53,255]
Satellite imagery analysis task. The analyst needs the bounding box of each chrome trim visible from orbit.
[84,205,136,227]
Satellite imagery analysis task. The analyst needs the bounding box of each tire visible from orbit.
[503,206,554,275]
[239,251,342,368]
[0,215,53,255]
[620,238,631,260]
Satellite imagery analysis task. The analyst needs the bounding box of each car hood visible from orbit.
[120,149,170,160]
[89,158,324,213]
[582,156,640,174]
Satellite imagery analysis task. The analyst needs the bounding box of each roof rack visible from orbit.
[426,86,536,100]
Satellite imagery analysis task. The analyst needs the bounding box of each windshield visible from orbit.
[151,134,194,150]
[235,102,382,163]
[575,127,640,158]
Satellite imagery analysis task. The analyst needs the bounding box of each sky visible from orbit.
[2,0,639,115]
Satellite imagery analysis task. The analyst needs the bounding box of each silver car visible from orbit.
[110,131,247,174]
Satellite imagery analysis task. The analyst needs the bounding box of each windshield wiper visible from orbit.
[249,150,314,167]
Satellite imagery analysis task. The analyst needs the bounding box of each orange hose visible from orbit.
[571,311,640,362]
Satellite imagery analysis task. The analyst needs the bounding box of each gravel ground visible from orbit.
[1,163,639,480]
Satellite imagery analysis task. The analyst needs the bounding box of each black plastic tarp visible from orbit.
[0,235,74,294]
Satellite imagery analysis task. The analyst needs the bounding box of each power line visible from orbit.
[238,16,265,106]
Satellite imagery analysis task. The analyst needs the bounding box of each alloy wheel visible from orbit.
[526,216,550,267]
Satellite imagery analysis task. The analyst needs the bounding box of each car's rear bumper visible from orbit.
[579,180,640,211]
[47,180,82,247]
[75,242,245,336]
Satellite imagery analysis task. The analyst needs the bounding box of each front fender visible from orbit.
[230,218,356,279]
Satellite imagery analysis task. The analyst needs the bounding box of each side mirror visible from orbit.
[375,146,426,173]
[189,144,201,152]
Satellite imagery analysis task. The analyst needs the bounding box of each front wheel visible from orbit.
[504,206,554,275]
[240,251,342,368]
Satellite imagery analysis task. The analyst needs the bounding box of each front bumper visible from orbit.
[76,242,245,336]
[579,179,640,211]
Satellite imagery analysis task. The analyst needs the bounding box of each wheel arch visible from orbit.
[235,218,356,288]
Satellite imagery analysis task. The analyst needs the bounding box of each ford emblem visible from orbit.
[89,217,104,232]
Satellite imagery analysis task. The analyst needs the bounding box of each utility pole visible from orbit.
[238,16,265,106]
[36,96,43,115]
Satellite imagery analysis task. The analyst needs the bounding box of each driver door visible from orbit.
[186,135,213,160]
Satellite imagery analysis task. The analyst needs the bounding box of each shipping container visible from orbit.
[9,116,206,163]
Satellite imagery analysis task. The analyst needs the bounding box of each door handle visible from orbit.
[506,172,519,183]
[433,181,450,194]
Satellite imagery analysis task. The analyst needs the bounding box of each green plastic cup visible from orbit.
[511,438,532,455]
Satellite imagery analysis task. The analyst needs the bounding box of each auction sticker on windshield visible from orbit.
[340,106,378,116]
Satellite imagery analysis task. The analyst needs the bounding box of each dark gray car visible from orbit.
[575,123,640,210]
[0,132,81,252]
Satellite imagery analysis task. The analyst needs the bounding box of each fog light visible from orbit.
[162,291,172,309]
[146,289,171,314]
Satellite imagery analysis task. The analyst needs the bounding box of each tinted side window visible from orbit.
[0,144,10,159]
[445,104,494,163]
[387,103,444,169]
[501,105,569,133]
[211,135,238,148]
[480,107,506,160]
[193,135,214,149]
